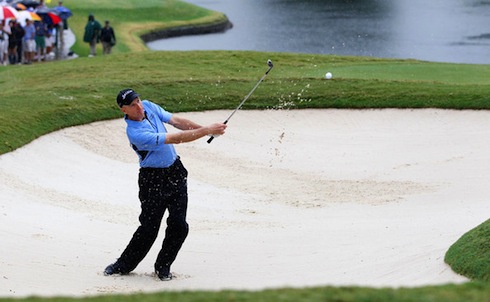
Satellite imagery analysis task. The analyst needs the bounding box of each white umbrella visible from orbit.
[16,9,41,26]
[0,5,20,20]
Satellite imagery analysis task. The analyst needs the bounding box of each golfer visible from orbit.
[104,88,227,280]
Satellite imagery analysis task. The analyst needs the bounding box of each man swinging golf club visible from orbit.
[104,88,226,281]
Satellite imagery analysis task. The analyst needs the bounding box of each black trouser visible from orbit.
[118,158,189,273]
[16,41,22,63]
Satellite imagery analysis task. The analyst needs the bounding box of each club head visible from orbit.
[267,59,273,68]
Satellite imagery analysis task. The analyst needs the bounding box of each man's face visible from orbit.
[121,97,145,121]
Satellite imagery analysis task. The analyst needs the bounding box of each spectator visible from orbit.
[37,0,47,10]
[83,14,101,57]
[7,20,20,65]
[13,21,24,64]
[34,20,48,61]
[0,19,11,66]
[23,19,36,64]
[100,20,116,55]
[55,1,69,30]
[53,0,71,58]
[45,25,55,59]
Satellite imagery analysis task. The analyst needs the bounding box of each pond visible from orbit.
[147,0,490,64]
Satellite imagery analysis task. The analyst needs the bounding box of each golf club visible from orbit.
[207,59,274,144]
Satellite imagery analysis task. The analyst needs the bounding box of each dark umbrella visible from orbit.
[18,0,40,9]
[36,8,62,26]
[13,3,28,10]
[53,5,72,20]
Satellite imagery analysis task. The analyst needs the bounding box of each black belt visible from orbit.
[140,156,181,172]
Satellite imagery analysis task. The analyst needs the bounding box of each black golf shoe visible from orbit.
[104,262,129,276]
[156,266,172,281]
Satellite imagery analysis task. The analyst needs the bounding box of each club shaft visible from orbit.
[224,69,271,123]
[207,64,273,144]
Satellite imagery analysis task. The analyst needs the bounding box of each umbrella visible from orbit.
[36,7,62,25]
[14,3,28,11]
[38,11,61,25]
[18,0,41,9]
[17,10,42,26]
[53,5,72,20]
[0,6,21,20]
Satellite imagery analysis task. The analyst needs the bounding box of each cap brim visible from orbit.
[121,92,139,106]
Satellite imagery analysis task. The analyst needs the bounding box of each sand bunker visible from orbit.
[1,109,489,297]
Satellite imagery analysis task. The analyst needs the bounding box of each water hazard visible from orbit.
[147,0,490,64]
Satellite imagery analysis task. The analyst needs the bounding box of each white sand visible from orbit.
[1,109,489,297]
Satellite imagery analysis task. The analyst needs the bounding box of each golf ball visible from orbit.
[325,72,333,80]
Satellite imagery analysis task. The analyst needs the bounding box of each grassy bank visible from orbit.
[2,50,490,155]
[0,282,489,302]
[0,0,489,301]
[445,219,490,282]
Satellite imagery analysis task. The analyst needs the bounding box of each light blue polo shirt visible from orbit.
[125,100,178,168]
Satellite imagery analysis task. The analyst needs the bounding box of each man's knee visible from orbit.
[168,218,189,238]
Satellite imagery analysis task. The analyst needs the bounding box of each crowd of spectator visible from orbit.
[0,0,71,65]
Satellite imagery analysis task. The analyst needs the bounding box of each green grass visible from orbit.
[0,283,489,302]
[0,0,489,301]
[3,50,490,155]
[63,0,228,55]
[445,219,490,282]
